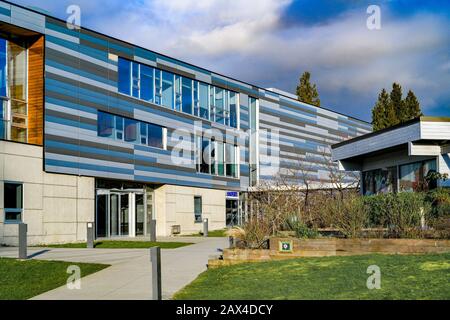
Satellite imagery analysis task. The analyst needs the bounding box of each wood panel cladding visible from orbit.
[27,35,44,145]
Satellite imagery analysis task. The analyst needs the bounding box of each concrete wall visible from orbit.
[0,141,95,245]
[154,184,226,236]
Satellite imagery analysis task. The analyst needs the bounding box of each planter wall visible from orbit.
[208,238,450,267]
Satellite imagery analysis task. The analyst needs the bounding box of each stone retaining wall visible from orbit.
[208,238,450,268]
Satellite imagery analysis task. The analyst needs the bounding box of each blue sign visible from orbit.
[226,191,239,198]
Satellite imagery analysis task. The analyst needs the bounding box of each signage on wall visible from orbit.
[226,191,239,199]
[278,240,293,253]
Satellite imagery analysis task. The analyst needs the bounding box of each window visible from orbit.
[132,62,139,98]
[399,159,437,192]
[4,182,23,223]
[0,38,28,143]
[249,97,258,186]
[97,111,165,149]
[215,87,225,124]
[116,57,239,128]
[140,65,154,102]
[115,116,124,140]
[124,118,138,142]
[200,137,211,174]
[118,57,131,95]
[140,122,147,145]
[199,82,209,120]
[196,135,238,178]
[194,196,202,223]
[217,141,224,176]
[226,143,237,178]
[98,111,114,138]
[162,71,174,109]
[193,81,200,117]
[182,77,193,114]
[229,92,238,128]
[148,123,163,148]
[363,167,397,195]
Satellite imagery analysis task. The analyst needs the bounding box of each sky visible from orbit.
[10,0,450,121]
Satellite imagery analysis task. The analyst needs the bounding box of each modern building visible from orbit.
[332,117,450,195]
[0,0,371,245]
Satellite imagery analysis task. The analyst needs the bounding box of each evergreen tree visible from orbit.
[371,88,390,131]
[296,71,321,107]
[404,90,422,120]
[390,82,405,123]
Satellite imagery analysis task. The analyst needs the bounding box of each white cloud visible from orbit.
[12,0,450,119]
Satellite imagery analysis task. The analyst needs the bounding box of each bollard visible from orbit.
[87,222,94,249]
[203,218,208,237]
[150,246,162,300]
[229,236,234,248]
[149,219,157,242]
[18,223,27,259]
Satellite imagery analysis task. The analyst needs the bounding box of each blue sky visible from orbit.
[10,0,450,121]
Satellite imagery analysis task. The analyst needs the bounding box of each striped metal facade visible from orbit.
[0,0,372,191]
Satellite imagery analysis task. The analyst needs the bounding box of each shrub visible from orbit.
[426,188,450,217]
[322,193,368,238]
[226,218,271,249]
[362,192,431,238]
[283,216,320,239]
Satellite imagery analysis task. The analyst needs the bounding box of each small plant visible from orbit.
[284,216,319,239]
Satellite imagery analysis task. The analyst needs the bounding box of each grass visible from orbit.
[174,252,450,300]
[0,258,108,300]
[189,228,228,237]
[40,240,192,249]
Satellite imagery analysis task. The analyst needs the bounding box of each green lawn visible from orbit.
[41,240,192,249]
[189,229,228,237]
[174,252,450,300]
[0,258,108,300]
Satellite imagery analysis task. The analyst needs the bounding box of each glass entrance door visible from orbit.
[135,194,145,236]
[96,189,146,238]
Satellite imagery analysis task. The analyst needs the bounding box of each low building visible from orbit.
[332,117,450,195]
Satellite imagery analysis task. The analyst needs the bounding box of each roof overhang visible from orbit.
[332,117,450,163]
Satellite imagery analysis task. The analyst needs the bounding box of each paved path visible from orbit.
[0,237,228,300]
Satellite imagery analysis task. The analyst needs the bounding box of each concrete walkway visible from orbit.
[0,237,228,300]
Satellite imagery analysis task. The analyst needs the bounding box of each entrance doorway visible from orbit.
[96,189,150,238]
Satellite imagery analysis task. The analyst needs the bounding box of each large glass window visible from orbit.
[140,65,154,102]
[182,77,193,114]
[98,111,114,138]
[0,38,28,143]
[4,182,23,223]
[196,135,238,178]
[162,71,174,109]
[116,57,239,128]
[399,159,437,192]
[97,111,165,149]
[249,97,258,186]
[0,38,6,97]
[363,167,397,196]
[148,123,163,149]
[118,57,131,95]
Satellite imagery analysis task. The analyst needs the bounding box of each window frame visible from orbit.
[194,196,202,223]
[4,181,23,224]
